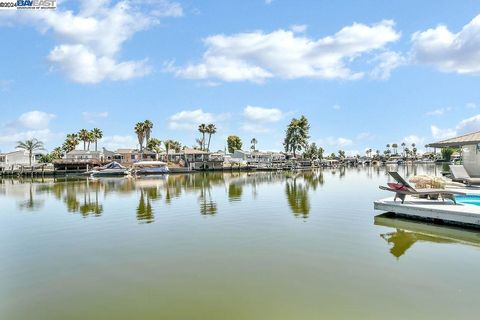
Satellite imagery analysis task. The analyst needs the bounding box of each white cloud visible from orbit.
[333,105,341,110]
[82,111,109,123]
[48,45,151,83]
[290,24,307,33]
[456,114,480,134]
[412,14,480,75]
[466,102,477,109]
[318,137,353,147]
[243,105,283,122]
[430,114,480,141]
[426,107,452,116]
[17,111,56,130]
[370,50,405,80]
[0,111,60,149]
[0,129,55,145]
[265,0,273,4]
[430,125,457,140]
[168,109,229,130]
[169,20,400,82]
[100,134,137,150]
[3,0,182,83]
[402,135,424,146]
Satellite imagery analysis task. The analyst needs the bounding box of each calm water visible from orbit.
[1,165,479,320]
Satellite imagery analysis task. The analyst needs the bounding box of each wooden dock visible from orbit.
[374,196,480,228]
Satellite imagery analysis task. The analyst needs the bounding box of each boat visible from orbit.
[131,161,169,175]
[89,161,129,177]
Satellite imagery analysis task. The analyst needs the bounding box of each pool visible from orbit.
[455,195,480,206]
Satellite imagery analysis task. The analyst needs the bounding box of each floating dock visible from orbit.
[374,196,480,228]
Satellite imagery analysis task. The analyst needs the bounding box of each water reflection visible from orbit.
[285,171,324,219]
[0,165,446,224]
[375,213,480,259]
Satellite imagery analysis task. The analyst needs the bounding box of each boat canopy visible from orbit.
[133,161,167,167]
[100,161,126,170]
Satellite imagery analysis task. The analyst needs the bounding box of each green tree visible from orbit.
[78,129,90,151]
[143,120,153,143]
[134,122,146,152]
[91,128,103,151]
[283,115,310,157]
[16,138,45,166]
[338,150,346,159]
[250,137,258,151]
[227,135,242,153]
[147,138,162,159]
[392,143,398,155]
[198,124,207,150]
[206,123,217,151]
[62,134,79,153]
[441,147,456,161]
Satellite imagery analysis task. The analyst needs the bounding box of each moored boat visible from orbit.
[89,161,129,177]
[132,161,169,175]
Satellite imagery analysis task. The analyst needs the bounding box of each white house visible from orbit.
[65,148,115,162]
[0,150,43,170]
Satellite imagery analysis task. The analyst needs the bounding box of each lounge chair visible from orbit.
[449,165,480,186]
[379,171,466,204]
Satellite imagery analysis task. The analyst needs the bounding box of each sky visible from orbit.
[1,0,480,155]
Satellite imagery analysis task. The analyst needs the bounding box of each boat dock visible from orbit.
[374,196,480,228]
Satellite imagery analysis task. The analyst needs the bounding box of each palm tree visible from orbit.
[78,129,90,151]
[143,120,153,143]
[392,143,398,155]
[195,138,204,150]
[164,139,173,158]
[401,142,406,156]
[16,138,45,166]
[198,124,207,150]
[147,138,162,159]
[386,144,391,153]
[86,131,95,151]
[251,138,258,151]
[91,128,103,151]
[206,123,217,151]
[63,134,79,153]
[134,122,146,152]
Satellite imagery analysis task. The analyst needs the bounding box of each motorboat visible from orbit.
[131,161,169,175]
[89,161,129,177]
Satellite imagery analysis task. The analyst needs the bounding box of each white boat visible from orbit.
[90,161,129,177]
[132,161,169,175]
[385,156,404,165]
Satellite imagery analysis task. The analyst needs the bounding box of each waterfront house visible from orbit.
[232,150,286,165]
[0,150,44,170]
[157,148,224,170]
[114,149,156,164]
[427,131,480,176]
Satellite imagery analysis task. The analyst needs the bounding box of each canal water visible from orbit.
[1,165,479,319]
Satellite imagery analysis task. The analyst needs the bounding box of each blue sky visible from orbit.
[1,0,480,155]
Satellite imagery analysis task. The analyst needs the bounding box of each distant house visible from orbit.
[65,148,115,162]
[231,150,286,165]
[114,149,156,164]
[54,148,115,173]
[0,150,44,170]
[158,148,224,170]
